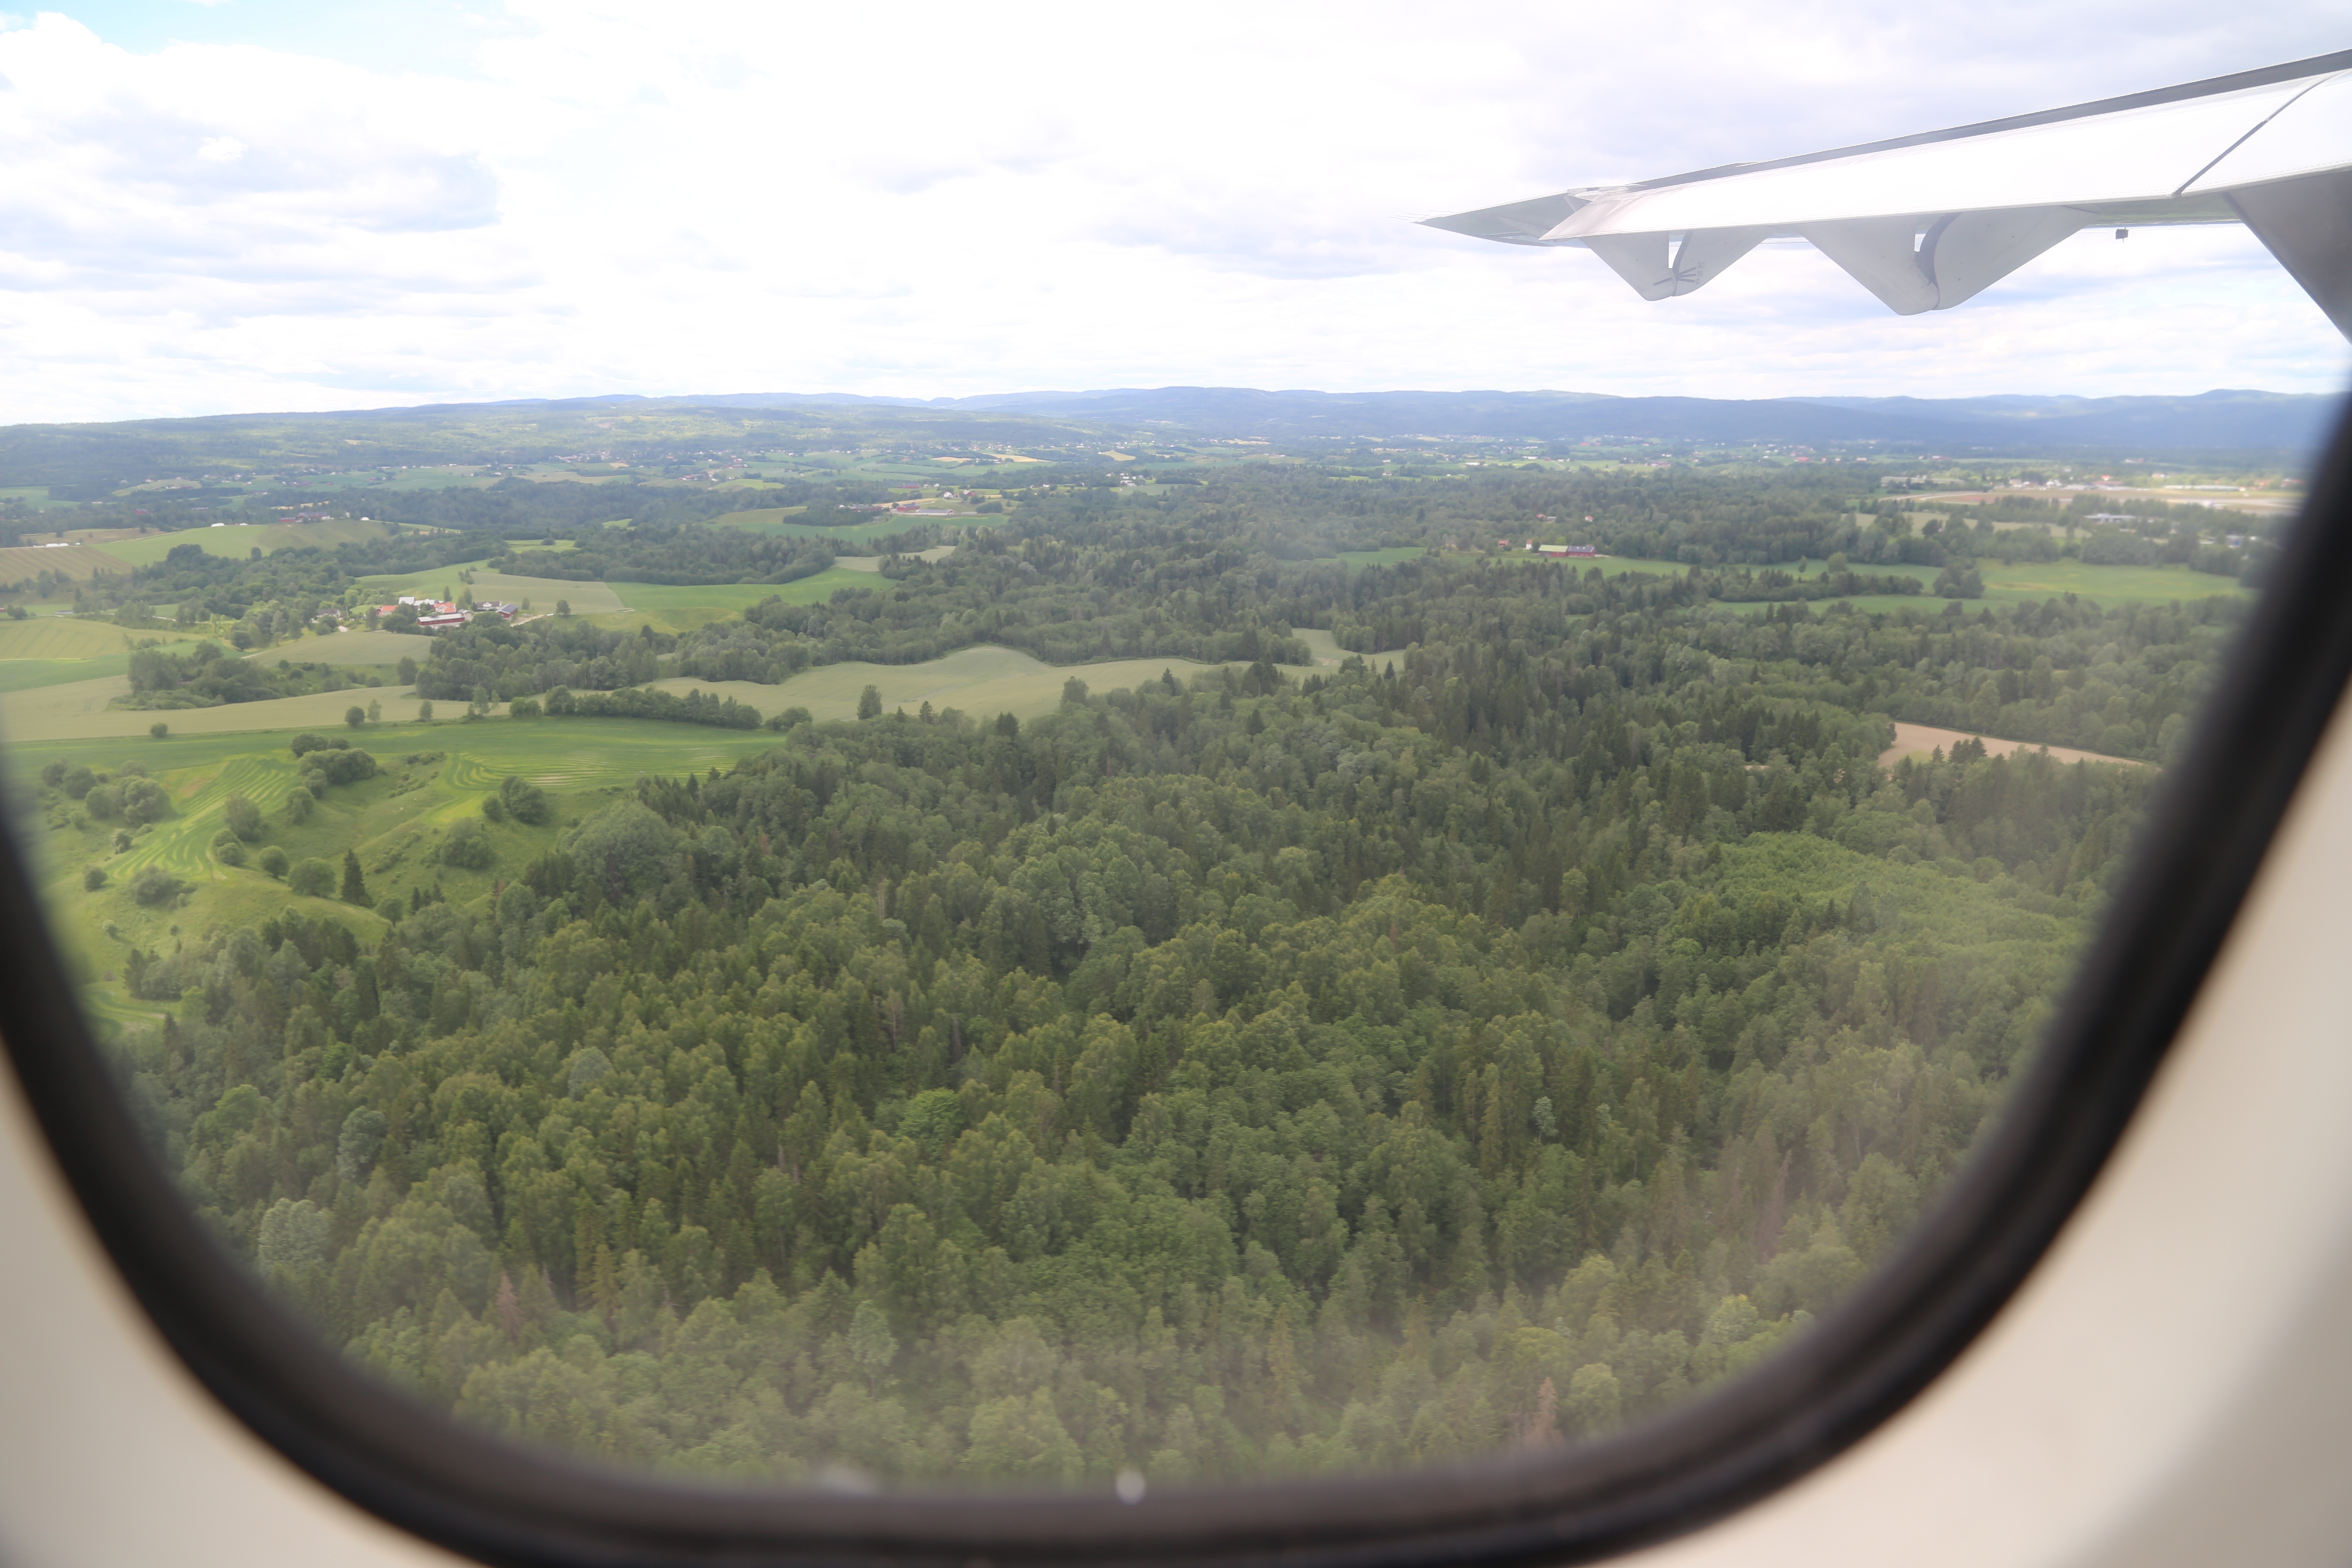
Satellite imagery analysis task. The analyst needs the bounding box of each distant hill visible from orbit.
[686,385,2344,453]
[1793,390,2340,453]
[0,386,2334,496]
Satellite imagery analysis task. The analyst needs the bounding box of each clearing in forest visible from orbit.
[645,644,1232,724]
[1878,721,2147,771]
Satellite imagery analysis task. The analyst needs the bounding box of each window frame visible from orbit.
[4,405,2350,1568]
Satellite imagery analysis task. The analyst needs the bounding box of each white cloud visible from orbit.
[0,0,2347,421]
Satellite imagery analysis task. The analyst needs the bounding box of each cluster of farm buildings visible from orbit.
[373,594,520,630]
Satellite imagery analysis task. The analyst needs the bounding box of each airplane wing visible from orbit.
[1422,51,2352,334]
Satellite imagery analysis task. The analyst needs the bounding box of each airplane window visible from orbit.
[0,20,2349,1568]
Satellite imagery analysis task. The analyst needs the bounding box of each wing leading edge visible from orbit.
[1425,51,2352,335]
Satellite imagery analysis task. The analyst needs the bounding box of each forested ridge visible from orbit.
[91,567,2174,1487]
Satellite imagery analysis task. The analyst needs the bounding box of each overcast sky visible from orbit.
[1,1,2348,421]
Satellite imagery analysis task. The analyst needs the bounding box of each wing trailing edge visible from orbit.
[1424,51,2352,334]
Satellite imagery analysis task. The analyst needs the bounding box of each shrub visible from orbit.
[61,765,95,799]
[288,859,336,898]
[509,696,541,718]
[129,866,185,906]
[299,748,379,789]
[257,846,289,879]
[222,794,262,841]
[39,762,65,787]
[289,733,349,757]
[440,820,496,869]
[119,778,171,826]
[83,784,121,821]
[149,721,168,739]
[82,866,106,892]
[344,705,366,729]
[497,775,551,825]
[210,830,247,867]
[283,789,313,824]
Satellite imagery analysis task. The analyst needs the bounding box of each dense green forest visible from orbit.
[74,562,2185,1488]
[17,453,2259,1488]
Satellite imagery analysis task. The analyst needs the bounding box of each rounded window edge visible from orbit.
[5,400,2352,1568]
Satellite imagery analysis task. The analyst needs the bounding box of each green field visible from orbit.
[1591,553,2249,610]
[831,546,954,572]
[0,656,135,694]
[1965,558,2249,606]
[646,643,1231,724]
[23,716,798,984]
[0,678,420,744]
[1295,628,1347,665]
[708,507,1008,543]
[0,543,132,583]
[279,629,423,665]
[1332,547,1427,569]
[0,617,144,660]
[355,567,622,615]
[600,570,885,632]
[93,517,395,568]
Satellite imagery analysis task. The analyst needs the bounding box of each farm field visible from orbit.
[0,543,134,583]
[0,616,147,660]
[92,517,395,567]
[1332,547,1426,569]
[1784,557,2242,607]
[0,677,420,744]
[648,644,1233,724]
[0,655,136,694]
[708,507,1008,543]
[1589,553,2244,609]
[355,566,619,614]
[280,629,421,665]
[831,545,954,571]
[1967,558,2249,606]
[604,570,883,631]
[1877,721,2149,770]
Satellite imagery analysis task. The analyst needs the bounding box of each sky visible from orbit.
[0,1,2348,422]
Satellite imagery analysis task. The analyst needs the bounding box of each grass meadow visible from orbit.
[0,544,133,583]
[1332,547,1427,569]
[355,567,624,615]
[647,643,1234,725]
[708,507,1010,544]
[1583,553,2248,611]
[93,517,394,569]
[0,617,149,660]
[604,570,885,631]
[23,714,797,994]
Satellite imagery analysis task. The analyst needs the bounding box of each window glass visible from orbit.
[0,7,2331,1504]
